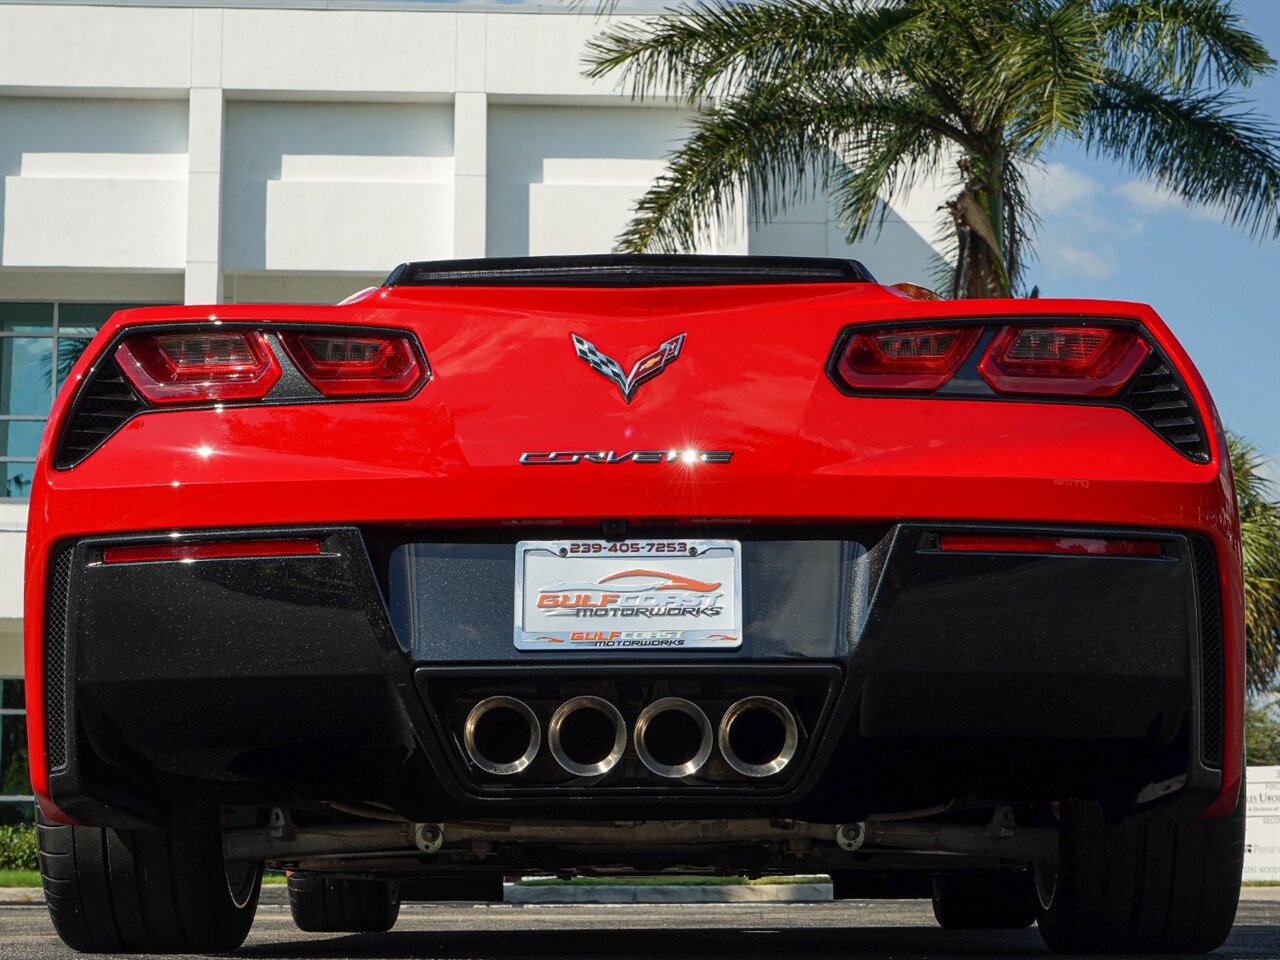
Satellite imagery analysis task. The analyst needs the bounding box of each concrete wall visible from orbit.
[0,97,188,269]
[0,2,946,296]
[222,100,455,272]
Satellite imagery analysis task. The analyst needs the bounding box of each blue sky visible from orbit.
[1023,0,1279,479]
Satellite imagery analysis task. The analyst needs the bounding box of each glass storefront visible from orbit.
[1,302,159,499]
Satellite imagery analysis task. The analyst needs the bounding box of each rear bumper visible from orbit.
[34,522,1231,827]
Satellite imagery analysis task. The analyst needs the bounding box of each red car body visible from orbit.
[22,256,1245,953]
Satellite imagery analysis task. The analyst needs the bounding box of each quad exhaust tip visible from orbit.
[463,696,540,776]
[718,696,798,778]
[634,697,713,778]
[549,696,627,777]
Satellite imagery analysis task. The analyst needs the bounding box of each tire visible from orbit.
[37,808,262,954]
[1036,785,1245,954]
[288,875,400,933]
[931,871,1038,929]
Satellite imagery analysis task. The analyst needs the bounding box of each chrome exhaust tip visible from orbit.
[718,696,798,778]
[548,696,627,777]
[463,696,540,775]
[634,697,713,778]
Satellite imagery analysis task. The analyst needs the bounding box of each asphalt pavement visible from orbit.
[4,899,1280,960]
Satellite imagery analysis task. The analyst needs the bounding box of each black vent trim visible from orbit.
[44,544,74,771]
[1190,536,1223,769]
[1120,351,1211,463]
[54,357,147,469]
[385,254,875,288]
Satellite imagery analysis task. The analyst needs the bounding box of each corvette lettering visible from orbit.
[520,449,733,465]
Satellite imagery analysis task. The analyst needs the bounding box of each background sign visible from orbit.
[1244,764,1280,883]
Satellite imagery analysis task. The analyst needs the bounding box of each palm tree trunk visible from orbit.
[946,149,1013,299]
[947,191,1009,298]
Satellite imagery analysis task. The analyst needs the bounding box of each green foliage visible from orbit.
[1246,695,1280,765]
[0,824,38,872]
[1230,434,1280,693]
[0,868,42,888]
[585,0,1280,297]
[2,746,31,798]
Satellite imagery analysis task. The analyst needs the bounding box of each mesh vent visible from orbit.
[1121,352,1211,463]
[1190,537,1223,768]
[44,545,74,771]
[54,357,147,468]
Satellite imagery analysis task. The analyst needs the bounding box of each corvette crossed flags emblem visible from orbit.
[570,333,685,403]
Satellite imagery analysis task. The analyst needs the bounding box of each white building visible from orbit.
[0,0,948,814]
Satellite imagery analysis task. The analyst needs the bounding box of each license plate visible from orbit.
[514,539,742,651]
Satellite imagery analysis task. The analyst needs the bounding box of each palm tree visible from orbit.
[584,0,1280,297]
[1231,433,1280,693]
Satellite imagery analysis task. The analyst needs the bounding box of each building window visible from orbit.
[0,677,32,823]
[1,302,160,499]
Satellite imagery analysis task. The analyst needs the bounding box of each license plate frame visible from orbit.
[514,539,742,652]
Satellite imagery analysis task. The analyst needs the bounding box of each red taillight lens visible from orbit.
[835,326,980,390]
[280,332,423,396]
[938,534,1161,557]
[116,331,281,403]
[102,538,323,564]
[978,325,1150,396]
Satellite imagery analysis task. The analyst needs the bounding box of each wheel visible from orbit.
[37,808,262,953]
[288,874,400,933]
[1036,785,1245,954]
[931,870,1037,928]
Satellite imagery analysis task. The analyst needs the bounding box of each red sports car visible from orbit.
[24,255,1244,953]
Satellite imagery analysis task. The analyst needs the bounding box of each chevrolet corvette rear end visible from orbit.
[24,255,1244,953]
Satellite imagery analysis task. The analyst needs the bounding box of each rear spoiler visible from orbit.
[383,254,876,288]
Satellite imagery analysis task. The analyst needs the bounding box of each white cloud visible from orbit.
[1027,163,1102,214]
[1044,242,1118,280]
[1113,180,1222,223]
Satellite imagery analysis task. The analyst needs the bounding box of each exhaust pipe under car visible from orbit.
[718,696,798,778]
[463,696,540,775]
[634,697,713,778]
[548,696,627,776]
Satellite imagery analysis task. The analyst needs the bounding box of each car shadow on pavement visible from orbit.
[241,925,1050,959]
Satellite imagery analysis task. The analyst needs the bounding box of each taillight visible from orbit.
[978,325,1150,396]
[834,326,980,390]
[280,332,423,396]
[115,331,281,403]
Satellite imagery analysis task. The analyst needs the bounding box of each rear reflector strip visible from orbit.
[102,538,323,565]
[937,535,1162,557]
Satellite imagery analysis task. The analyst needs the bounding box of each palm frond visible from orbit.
[978,0,1101,150]
[583,0,922,103]
[1084,74,1280,239]
[612,85,853,252]
[583,0,1277,297]
[827,113,948,242]
[1230,433,1280,693]
[1001,160,1040,294]
[1097,0,1276,91]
